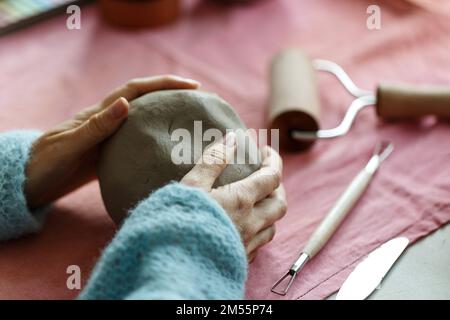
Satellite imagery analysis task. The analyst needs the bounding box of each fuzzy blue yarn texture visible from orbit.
[0,130,247,299]
[80,183,247,300]
[0,131,48,241]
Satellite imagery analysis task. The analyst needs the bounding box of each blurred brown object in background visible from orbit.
[405,0,450,16]
[212,0,261,4]
[99,0,180,28]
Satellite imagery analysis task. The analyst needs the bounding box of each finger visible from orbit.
[101,75,201,108]
[251,185,287,232]
[248,251,257,263]
[246,225,276,255]
[230,145,283,204]
[72,97,129,151]
[260,145,283,177]
[271,181,286,199]
[181,132,236,192]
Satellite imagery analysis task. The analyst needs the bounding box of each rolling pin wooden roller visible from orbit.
[271,141,394,296]
[269,48,450,150]
[269,49,320,151]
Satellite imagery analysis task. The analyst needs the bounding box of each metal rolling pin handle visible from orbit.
[271,141,394,296]
[292,59,376,141]
[293,59,450,141]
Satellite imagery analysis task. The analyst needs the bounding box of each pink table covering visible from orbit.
[0,0,449,300]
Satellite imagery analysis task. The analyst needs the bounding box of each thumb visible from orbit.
[75,97,129,151]
[181,132,237,192]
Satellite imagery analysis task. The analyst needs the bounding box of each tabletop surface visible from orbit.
[328,222,450,299]
[0,0,449,300]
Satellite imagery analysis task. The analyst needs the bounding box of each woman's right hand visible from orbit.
[181,132,287,262]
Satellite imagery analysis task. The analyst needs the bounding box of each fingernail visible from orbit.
[188,80,201,87]
[108,98,128,119]
[224,132,236,147]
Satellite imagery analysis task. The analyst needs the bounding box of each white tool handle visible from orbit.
[303,161,377,258]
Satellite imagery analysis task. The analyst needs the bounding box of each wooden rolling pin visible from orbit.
[286,56,450,143]
[377,82,450,120]
[268,49,321,152]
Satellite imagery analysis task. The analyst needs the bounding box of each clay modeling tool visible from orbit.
[269,48,450,151]
[336,237,409,300]
[271,141,394,296]
[292,59,450,141]
[269,49,321,152]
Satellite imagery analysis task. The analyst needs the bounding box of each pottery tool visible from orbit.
[336,237,409,300]
[0,0,89,36]
[269,48,450,151]
[269,49,321,152]
[271,141,394,296]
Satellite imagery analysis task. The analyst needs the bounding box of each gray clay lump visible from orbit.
[98,89,261,224]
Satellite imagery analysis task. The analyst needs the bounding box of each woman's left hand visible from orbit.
[25,75,200,208]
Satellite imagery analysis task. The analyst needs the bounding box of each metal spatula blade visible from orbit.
[336,237,409,300]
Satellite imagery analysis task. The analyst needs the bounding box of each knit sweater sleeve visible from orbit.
[79,183,248,300]
[0,130,47,241]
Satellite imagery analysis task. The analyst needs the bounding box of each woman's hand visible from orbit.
[181,133,287,262]
[25,75,200,208]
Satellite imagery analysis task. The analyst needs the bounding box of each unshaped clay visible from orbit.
[98,90,261,224]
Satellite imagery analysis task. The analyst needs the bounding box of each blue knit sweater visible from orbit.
[0,131,247,299]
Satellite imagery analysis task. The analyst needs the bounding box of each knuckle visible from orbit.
[277,198,288,218]
[236,192,253,213]
[251,177,265,193]
[214,185,238,209]
[267,225,276,242]
[86,115,106,136]
[125,80,141,94]
[197,149,227,176]
[255,168,281,192]
[267,168,282,187]
[203,146,227,165]
[237,225,248,244]
[181,174,201,187]
[125,79,139,88]
[241,222,256,243]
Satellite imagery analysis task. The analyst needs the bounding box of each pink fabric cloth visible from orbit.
[0,0,449,300]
